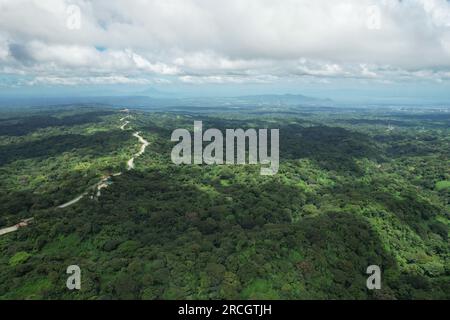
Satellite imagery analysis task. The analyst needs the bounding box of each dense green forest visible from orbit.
[0,104,448,299]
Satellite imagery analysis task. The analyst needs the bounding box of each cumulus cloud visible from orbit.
[0,0,450,86]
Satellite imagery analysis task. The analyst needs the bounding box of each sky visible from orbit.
[1,0,450,103]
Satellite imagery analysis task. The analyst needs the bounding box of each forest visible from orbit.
[0,103,448,299]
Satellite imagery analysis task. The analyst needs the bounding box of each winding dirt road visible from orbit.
[57,111,149,209]
[0,218,34,236]
[127,132,150,170]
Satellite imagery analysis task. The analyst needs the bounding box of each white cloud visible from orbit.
[179,74,277,84]
[27,75,154,86]
[0,0,450,86]
[421,0,450,27]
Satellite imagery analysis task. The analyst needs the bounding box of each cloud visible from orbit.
[179,74,278,84]
[26,75,155,86]
[5,41,179,75]
[0,0,450,86]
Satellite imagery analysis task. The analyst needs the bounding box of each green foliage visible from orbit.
[436,180,450,191]
[0,105,449,300]
[9,251,31,266]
